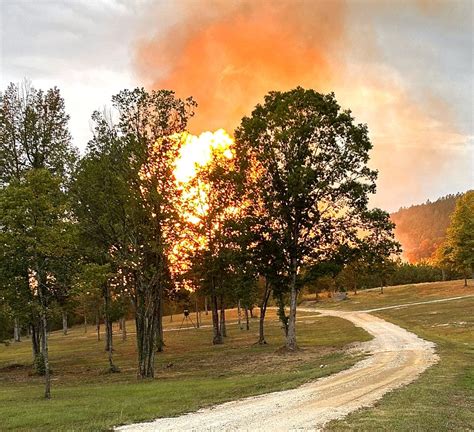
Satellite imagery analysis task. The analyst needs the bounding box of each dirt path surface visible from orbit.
[117,305,440,432]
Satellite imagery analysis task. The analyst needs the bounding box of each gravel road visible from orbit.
[116,306,439,431]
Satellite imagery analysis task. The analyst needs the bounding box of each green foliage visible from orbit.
[436,191,474,278]
[391,193,460,262]
[0,80,77,185]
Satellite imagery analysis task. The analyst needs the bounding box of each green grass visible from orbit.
[303,279,474,311]
[0,309,371,431]
[324,286,474,431]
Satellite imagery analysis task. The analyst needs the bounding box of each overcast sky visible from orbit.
[1,0,472,211]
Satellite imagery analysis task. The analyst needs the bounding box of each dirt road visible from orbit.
[117,305,439,431]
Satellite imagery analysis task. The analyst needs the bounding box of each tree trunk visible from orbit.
[210,277,222,344]
[104,283,117,372]
[62,311,68,336]
[36,277,51,399]
[258,282,271,344]
[353,281,358,296]
[250,307,254,318]
[83,314,87,333]
[121,317,127,341]
[14,317,21,342]
[31,322,40,363]
[464,276,468,287]
[286,258,298,351]
[204,296,208,315]
[195,295,200,329]
[244,306,250,331]
[220,296,227,337]
[96,310,101,341]
[156,293,164,353]
[441,268,446,281]
[237,299,242,330]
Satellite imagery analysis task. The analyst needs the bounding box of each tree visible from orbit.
[437,191,474,286]
[182,143,239,344]
[235,88,378,350]
[0,169,75,398]
[74,88,195,378]
[357,209,401,294]
[0,80,77,186]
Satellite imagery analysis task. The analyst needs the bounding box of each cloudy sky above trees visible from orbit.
[1,0,472,210]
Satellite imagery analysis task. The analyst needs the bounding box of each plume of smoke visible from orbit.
[134,0,472,210]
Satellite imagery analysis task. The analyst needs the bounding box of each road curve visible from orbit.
[116,308,438,431]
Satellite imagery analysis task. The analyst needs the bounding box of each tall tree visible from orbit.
[183,143,239,344]
[0,169,75,398]
[0,81,76,185]
[436,191,474,286]
[74,88,195,378]
[235,88,378,350]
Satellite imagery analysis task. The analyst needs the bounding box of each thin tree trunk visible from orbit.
[62,311,68,336]
[31,322,40,363]
[37,276,51,399]
[220,296,227,337]
[237,299,242,330]
[249,307,254,318]
[195,296,200,329]
[121,317,127,341]
[156,293,164,353]
[14,317,21,342]
[83,313,87,333]
[258,282,271,344]
[244,306,250,331]
[464,276,468,287]
[211,277,222,344]
[204,296,208,315]
[96,310,101,341]
[104,283,117,372]
[286,258,298,351]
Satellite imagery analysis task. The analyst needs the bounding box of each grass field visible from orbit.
[322,280,474,431]
[303,279,474,311]
[0,309,371,431]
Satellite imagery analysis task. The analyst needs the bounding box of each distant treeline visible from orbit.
[391,194,461,263]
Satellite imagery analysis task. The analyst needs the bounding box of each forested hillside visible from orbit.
[391,194,461,262]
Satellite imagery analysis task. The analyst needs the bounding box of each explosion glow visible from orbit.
[174,129,234,184]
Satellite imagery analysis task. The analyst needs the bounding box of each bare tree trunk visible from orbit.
[36,277,51,399]
[220,296,227,337]
[286,258,298,351]
[211,278,222,344]
[244,307,250,331]
[249,307,254,318]
[156,293,164,352]
[121,317,127,341]
[237,299,242,330]
[14,317,21,342]
[204,296,208,315]
[258,281,271,344]
[464,275,468,287]
[62,311,68,336]
[195,296,200,328]
[31,322,40,363]
[353,281,358,296]
[96,310,101,341]
[104,283,117,372]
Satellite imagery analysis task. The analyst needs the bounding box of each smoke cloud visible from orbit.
[134,0,472,211]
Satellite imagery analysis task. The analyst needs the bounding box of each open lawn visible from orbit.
[323,281,474,431]
[0,309,370,431]
[303,279,474,311]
